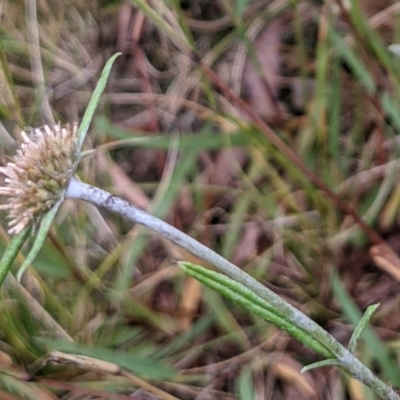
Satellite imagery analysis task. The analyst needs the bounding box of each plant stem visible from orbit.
[65,177,399,400]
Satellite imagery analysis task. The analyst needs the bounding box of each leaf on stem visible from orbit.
[301,359,342,374]
[16,199,62,281]
[179,261,334,358]
[0,226,31,287]
[76,53,121,154]
[10,54,121,282]
[348,303,380,353]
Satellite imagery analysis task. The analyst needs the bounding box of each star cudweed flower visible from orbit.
[0,123,78,235]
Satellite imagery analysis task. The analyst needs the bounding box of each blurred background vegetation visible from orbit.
[2,0,400,398]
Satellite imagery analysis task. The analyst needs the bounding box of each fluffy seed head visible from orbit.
[0,123,78,234]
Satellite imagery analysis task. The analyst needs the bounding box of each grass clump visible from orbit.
[1,1,400,399]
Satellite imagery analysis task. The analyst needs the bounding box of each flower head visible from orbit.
[0,123,78,234]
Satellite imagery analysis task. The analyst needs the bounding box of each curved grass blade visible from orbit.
[302,302,379,375]
[331,271,400,385]
[130,0,191,54]
[301,359,342,374]
[16,199,62,281]
[348,303,380,353]
[75,53,121,154]
[179,262,334,358]
[0,226,31,287]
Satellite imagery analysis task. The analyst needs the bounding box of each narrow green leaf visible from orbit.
[16,199,62,281]
[237,367,255,400]
[331,271,400,385]
[329,29,375,94]
[235,0,250,18]
[155,314,213,359]
[130,0,191,53]
[0,226,31,287]
[348,303,380,353]
[179,262,334,359]
[76,53,121,153]
[94,116,250,149]
[301,358,342,373]
[380,93,400,132]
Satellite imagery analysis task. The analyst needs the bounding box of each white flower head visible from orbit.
[0,123,78,234]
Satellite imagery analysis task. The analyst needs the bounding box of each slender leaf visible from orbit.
[16,199,62,281]
[130,0,191,53]
[0,226,31,287]
[329,29,375,94]
[301,359,342,374]
[76,53,121,153]
[179,262,334,358]
[331,271,400,385]
[348,304,380,353]
[94,116,249,149]
[235,0,250,18]
[237,367,255,400]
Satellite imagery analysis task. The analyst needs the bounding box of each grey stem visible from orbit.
[65,177,399,400]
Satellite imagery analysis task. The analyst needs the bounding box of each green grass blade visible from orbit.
[0,226,31,287]
[331,271,400,385]
[130,0,191,53]
[16,199,62,281]
[221,191,252,259]
[348,303,380,353]
[301,359,342,373]
[93,116,250,149]
[76,53,121,153]
[237,367,255,400]
[329,29,375,94]
[234,0,250,19]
